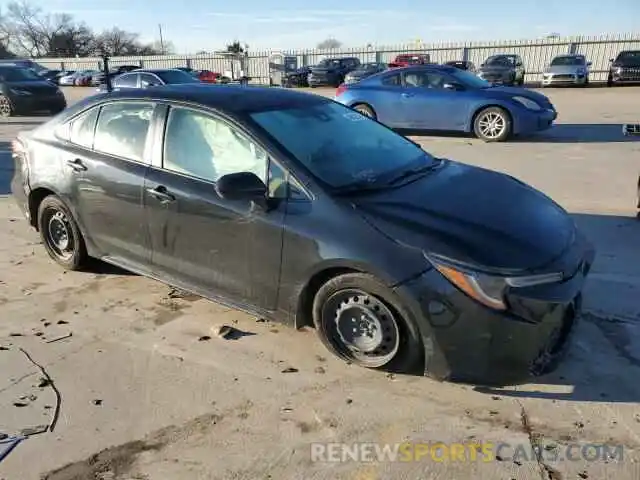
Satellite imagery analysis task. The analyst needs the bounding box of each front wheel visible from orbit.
[352,103,377,120]
[0,95,14,117]
[312,273,423,373]
[607,75,613,87]
[473,106,512,142]
[37,195,88,270]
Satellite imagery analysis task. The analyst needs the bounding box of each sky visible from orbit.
[31,0,640,53]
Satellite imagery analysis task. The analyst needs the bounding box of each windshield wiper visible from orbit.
[333,180,388,195]
[384,160,442,186]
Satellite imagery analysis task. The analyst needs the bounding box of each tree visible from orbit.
[317,38,342,50]
[226,41,247,54]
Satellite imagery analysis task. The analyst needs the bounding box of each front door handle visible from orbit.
[146,185,175,203]
[66,158,87,172]
[401,92,414,98]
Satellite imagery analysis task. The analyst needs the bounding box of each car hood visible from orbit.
[348,69,376,77]
[613,61,640,68]
[547,65,582,74]
[350,160,574,272]
[481,86,553,108]
[311,67,338,74]
[6,80,59,93]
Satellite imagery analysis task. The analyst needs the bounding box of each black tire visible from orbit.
[352,103,377,120]
[473,106,512,142]
[583,76,589,87]
[0,94,14,117]
[37,195,88,270]
[312,272,423,374]
[517,76,524,86]
[607,75,613,87]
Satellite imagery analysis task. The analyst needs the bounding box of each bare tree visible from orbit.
[317,38,342,50]
[226,41,246,54]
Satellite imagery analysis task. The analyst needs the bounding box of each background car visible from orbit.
[58,71,84,86]
[11,85,594,384]
[477,54,525,86]
[91,65,139,86]
[39,69,63,84]
[196,69,224,83]
[74,70,100,86]
[308,57,360,87]
[281,65,313,87]
[96,68,201,92]
[335,65,557,142]
[607,50,640,86]
[541,54,591,87]
[388,53,431,68]
[0,66,66,116]
[444,60,476,72]
[344,62,388,84]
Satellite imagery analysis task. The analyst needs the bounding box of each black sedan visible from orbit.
[95,68,201,92]
[344,62,388,84]
[10,85,594,384]
[0,66,66,117]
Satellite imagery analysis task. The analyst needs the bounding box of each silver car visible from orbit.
[541,54,591,87]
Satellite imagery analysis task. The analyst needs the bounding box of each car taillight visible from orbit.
[336,83,348,97]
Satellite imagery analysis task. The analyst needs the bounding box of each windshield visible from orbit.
[156,69,200,84]
[551,56,585,66]
[616,51,640,65]
[485,55,515,67]
[0,67,42,81]
[249,101,436,189]
[317,59,341,68]
[449,69,491,89]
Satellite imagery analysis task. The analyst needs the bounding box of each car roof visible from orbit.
[82,84,329,114]
[382,65,461,74]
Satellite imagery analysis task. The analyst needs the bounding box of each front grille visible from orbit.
[552,74,574,80]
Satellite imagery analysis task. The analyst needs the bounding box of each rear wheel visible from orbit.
[473,106,512,142]
[312,273,423,373]
[37,195,88,270]
[352,103,377,120]
[0,95,13,117]
[607,74,613,87]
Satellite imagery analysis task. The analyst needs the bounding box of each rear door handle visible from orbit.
[146,185,175,203]
[66,158,87,172]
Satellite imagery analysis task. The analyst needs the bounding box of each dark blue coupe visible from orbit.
[335,65,558,142]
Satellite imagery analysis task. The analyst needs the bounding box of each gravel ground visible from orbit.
[0,85,639,480]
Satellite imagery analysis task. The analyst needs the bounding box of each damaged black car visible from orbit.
[11,85,594,384]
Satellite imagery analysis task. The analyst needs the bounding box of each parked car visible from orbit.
[308,57,360,87]
[388,54,431,68]
[344,62,388,84]
[75,70,100,86]
[477,54,526,86]
[334,65,557,142]
[0,66,66,117]
[607,50,640,86]
[96,68,201,92]
[196,70,224,83]
[0,59,49,75]
[39,69,62,84]
[541,54,591,87]
[58,70,95,86]
[282,66,313,87]
[91,65,139,86]
[444,60,476,72]
[10,85,594,384]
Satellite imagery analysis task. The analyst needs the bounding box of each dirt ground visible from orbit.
[0,85,639,480]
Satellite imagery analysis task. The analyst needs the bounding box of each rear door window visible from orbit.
[93,102,155,162]
[113,73,138,88]
[69,107,100,148]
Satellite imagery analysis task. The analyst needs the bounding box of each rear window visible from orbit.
[155,69,200,84]
[0,67,41,81]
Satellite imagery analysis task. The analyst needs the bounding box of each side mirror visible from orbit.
[609,58,614,62]
[216,172,267,203]
[480,63,485,67]
[443,82,463,91]
[587,62,592,67]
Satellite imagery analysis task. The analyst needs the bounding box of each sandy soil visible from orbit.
[0,85,639,480]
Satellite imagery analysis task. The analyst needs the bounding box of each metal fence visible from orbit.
[34,33,640,84]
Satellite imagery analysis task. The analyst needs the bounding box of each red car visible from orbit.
[388,54,431,68]
[196,70,222,83]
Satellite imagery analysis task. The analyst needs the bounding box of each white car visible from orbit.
[58,70,95,86]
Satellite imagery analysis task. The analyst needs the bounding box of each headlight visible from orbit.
[10,88,31,96]
[427,255,563,311]
[576,68,586,75]
[512,96,541,111]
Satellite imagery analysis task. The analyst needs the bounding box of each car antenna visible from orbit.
[102,53,113,93]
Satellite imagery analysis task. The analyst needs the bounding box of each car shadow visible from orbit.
[0,141,11,195]
[473,212,640,402]
[514,124,640,143]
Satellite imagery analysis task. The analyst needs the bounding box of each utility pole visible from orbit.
[158,24,165,54]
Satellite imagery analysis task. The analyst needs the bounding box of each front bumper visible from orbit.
[392,231,595,385]
[513,107,557,134]
[541,73,587,86]
[308,75,339,86]
[610,69,640,84]
[477,73,515,85]
[9,94,66,114]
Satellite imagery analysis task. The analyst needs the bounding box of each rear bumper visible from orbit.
[393,232,595,385]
